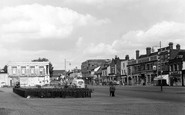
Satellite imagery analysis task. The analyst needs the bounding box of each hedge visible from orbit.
[13,88,92,98]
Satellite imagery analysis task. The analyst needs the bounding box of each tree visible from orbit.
[3,65,8,73]
[32,58,54,77]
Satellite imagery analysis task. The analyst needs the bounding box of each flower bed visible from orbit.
[13,87,92,98]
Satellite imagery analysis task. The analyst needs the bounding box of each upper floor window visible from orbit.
[177,64,179,71]
[174,64,177,71]
[12,67,17,75]
[39,66,45,75]
[21,67,26,75]
[122,63,125,68]
[30,66,35,75]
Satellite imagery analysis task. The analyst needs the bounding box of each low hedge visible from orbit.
[13,88,92,98]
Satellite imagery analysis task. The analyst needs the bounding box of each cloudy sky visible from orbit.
[0,0,185,70]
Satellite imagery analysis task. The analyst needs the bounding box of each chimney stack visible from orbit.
[125,55,129,60]
[169,42,173,49]
[146,47,151,55]
[176,44,180,50]
[136,50,139,59]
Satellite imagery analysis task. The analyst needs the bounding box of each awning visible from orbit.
[154,75,169,85]
[154,75,168,80]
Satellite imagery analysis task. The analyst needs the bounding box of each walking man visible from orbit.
[109,83,116,97]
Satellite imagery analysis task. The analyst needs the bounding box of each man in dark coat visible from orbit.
[109,84,116,97]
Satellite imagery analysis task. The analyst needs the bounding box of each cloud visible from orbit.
[83,43,117,57]
[0,3,109,42]
[112,21,185,51]
[82,21,185,59]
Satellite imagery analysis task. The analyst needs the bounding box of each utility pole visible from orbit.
[64,59,66,77]
[160,41,163,91]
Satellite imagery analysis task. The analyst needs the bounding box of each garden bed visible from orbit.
[13,87,92,98]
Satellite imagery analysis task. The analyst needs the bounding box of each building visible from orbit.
[52,70,65,81]
[81,59,110,84]
[120,55,129,85]
[127,42,185,86]
[128,48,158,85]
[7,62,50,87]
[169,44,185,86]
[0,70,10,87]
[101,64,110,85]
[108,55,123,84]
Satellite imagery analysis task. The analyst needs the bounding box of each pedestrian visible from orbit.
[109,83,116,97]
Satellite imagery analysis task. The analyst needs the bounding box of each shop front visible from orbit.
[169,71,183,86]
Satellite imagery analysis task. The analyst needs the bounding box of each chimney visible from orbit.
[125,55,129,60]
[115,55,118,59]
[169,42,173,49]
[136,50,139,59]
[176,44,180,50]
[146,47,151,55]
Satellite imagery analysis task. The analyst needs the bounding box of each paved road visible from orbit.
[0,86,184,115]
[90,85,185,103]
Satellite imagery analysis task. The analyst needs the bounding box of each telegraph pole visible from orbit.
[160,41,163,91]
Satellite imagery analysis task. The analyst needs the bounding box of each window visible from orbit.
[170,65,173,71]
[174,64,177,71]
[30,67,35,75]
[177,64,179,71]
[12,67,17,75]
[21,67,26,75]
[39,67,44,75]
[123,63,125,68]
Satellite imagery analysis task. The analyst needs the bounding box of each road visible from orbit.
[91,85,185,103]
[0,86,184,115]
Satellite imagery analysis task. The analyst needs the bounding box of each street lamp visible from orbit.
[152,41,163,91]
[159,41,163,91]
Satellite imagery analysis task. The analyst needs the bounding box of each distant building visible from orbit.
[127,42,185,86]
[169,44,185,86]
[81,59,111,84]
[120,55,130,85]
[7,62,50,87]
[52,70,65,81]
[0,70,9,87]
[128,47,160,85]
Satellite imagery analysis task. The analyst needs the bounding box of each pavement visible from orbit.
[0,86,185,115]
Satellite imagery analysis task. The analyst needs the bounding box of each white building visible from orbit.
[121,60,129,85]
[7,62,50,87]
[0,73,10,87]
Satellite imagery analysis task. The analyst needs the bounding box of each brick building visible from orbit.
[128,48,158,85]
[81,59,110,84]
[169,44,185,86]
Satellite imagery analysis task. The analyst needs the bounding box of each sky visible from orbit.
[0,0,185,70]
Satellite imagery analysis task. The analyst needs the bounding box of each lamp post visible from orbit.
[159,41,163,91]
[152,41,163,91]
